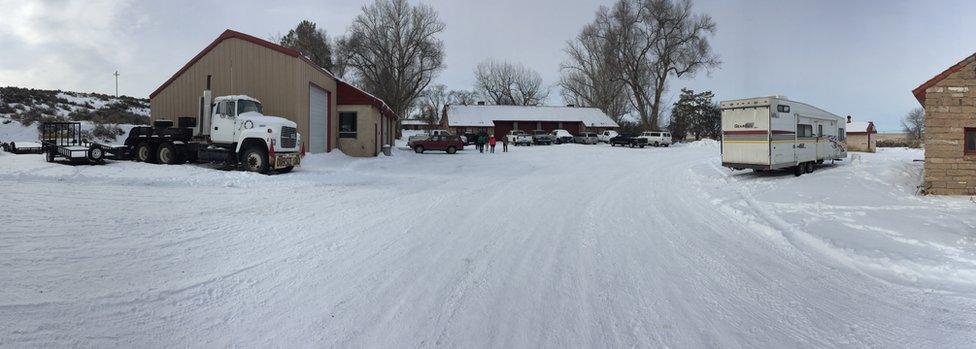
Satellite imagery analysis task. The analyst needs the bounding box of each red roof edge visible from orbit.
[912,53,976,105]
[336,80,398,120]
[150,29,333,99]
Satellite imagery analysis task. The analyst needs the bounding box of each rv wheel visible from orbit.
[794,166,803,177]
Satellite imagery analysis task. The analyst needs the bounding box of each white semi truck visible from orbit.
[720,96,847,176]
[126,76,302,173]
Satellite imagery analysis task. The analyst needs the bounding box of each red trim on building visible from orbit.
[150,29,334,99]
[912,53,976,105]
[336,80,397,120]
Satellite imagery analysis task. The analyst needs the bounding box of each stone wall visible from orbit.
[922,56,976,195]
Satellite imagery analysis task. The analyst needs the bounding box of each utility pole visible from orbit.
[114,71,120,97]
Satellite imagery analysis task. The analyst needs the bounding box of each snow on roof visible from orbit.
[846,121,875,133]
[445,105,619,128]
[401,119,431,126]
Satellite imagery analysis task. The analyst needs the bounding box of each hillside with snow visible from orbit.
[0,86,149,144]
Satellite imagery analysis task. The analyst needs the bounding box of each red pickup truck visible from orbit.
[410,134,464,154]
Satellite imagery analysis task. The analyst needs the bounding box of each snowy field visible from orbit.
[1,142,975,347]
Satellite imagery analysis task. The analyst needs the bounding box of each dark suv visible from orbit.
[412,135,465,154]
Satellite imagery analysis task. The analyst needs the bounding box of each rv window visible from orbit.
[777,105,790,113]
[838,128,846,141]
[798,124,813,138]
[818,125,823,137]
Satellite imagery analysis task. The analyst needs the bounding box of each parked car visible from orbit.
[507,130,533,146]
[574,132,599,144]
[638,131,673,147]
[462,132,478,145]
[408,129,454,145]
[532,130,555,145]
[552,129,575,144]
[598,130,619,143]
[412,134,464,154]
[610,134,648,148]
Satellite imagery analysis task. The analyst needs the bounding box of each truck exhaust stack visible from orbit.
[199,75,213,137]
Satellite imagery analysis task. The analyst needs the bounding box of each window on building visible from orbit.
[798,124,813,138]
[966,128,976,154]
[340,112,357,138]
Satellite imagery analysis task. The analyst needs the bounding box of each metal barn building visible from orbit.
[441,104,619,139]
[150,29,396,157]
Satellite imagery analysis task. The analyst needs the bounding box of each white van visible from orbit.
[638,131,672,147]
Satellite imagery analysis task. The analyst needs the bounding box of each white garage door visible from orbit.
[309,85,329,153]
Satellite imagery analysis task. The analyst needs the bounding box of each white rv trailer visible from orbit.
[720,96,847,175]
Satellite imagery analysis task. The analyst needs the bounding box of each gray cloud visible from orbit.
[1,0,974,131]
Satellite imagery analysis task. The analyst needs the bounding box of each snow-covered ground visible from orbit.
[1,142,974,347]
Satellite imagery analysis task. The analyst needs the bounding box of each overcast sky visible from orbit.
[1,0,975,131]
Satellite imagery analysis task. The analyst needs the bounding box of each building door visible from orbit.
[309,85,329,153]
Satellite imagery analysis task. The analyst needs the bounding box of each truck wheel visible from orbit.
[794,165,803,177]
[87,145,105,164]
[414,145,424,154]
[640,144,646,148]
[157,142,178,165]
[242,146,270,173]
[135,142,157,163]
[806,162,815,173]
[446,146,457,154]
[45,149,55,163]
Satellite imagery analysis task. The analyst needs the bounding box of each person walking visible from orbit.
[479,133,488,154]
[502,135,509,152]
[488,135,497,153]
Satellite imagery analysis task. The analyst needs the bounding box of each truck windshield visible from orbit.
[237,100,263,115]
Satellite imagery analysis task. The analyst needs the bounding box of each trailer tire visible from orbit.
[157,142,179,165]
[242,146,270,174]
[87,145,105,164]
[135,142,157,163]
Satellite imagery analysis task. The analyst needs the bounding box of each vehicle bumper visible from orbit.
[272,152,301,169]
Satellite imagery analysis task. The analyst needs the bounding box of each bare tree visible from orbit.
[337,0,446,118]
[560,22,631,122]
[278,20,335,72]
[589,0,719,130]
[474,59,549,106]
[447,89,479,105]
[416,84,447,126]
[902,107,925,148]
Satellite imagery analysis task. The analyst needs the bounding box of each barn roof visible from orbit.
[444,105,619,128]
[150,29,335,99]
[912,53,976,105]
[337,80,397,119]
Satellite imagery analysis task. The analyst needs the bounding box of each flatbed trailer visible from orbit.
[40,122,128,165]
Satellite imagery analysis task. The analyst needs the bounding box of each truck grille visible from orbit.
[280,126,298,148]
